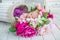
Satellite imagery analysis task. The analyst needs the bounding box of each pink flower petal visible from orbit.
[21,26,37,38]
[48,13,54,19]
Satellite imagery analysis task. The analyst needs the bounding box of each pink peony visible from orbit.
[14,21,21,29]
[16,22,28,35]
[14,21,37,37]
[35,3,41,10]
[27,13,33,18]
[32,10,39,19]
[27,10,39,19]
[37,24,51,36]
[16,24,25,35]
[21,26,37,38]
[35,3,45,13]
[40,8,46,14]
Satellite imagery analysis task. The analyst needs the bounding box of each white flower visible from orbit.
[26,18,31,22]
[39,20,43,23]
[30,18,34,21]
[38,15,41,20]
[41,17,46,20]
[29,19,37,28]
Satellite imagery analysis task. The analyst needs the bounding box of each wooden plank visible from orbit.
[7,32,18,40]
[6,23,18,40]
[51,23,60,40]
[42,31,55,40]
[0,22,18,40]
[0,22,9,40]
[31,36,43,40]
[18,36,31,40]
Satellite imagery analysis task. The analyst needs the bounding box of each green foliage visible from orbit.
[43,12,48,18]
[36,23,41,29]
[31,7,37,11]
[28,7,37,13]
[35,19,50,30]
[15,18,18,22]
[9,24,16,32]
[29,23,33,26]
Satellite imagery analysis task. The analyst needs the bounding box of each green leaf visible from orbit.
[42,20,46,24]
[28,11,31,13]
[43,12,48,18]
[15,18,18,21]
[38,23,41,27]
[28,7,37,13]
[9,24,16,32]
[44,5,46,9]
[49,9,50,13]
[31,7,33,11]
[42,19,50,24]
[30,7,37,12]
[32,7,37,11]
[45,19,50,24]
[29,23,33,26]
[40,21,45,25]
[35,23,41,30]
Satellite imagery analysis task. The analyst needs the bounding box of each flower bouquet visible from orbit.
[9,3,54,38]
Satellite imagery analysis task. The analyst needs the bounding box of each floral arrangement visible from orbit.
[9,3,53,38]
